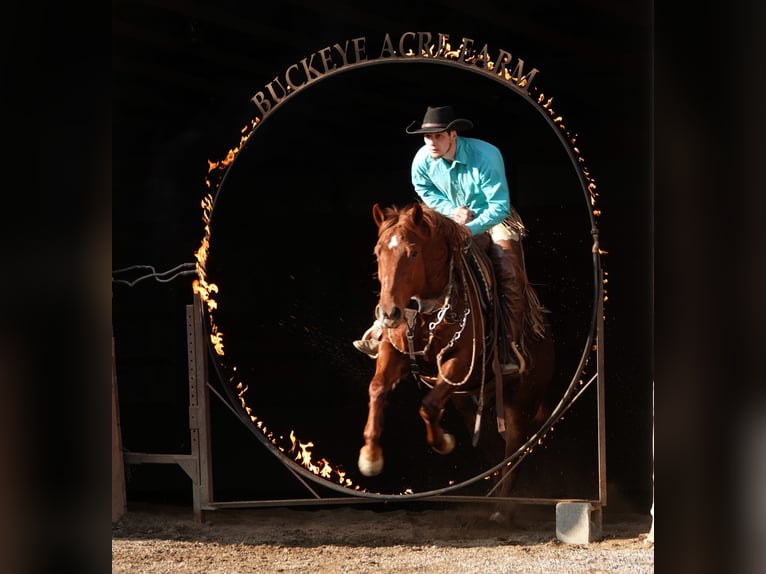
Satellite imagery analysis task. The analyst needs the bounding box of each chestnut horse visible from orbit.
[357,202,554,505]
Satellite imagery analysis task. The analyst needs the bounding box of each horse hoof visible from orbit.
[432,433,455,455]
[358,453,384,477]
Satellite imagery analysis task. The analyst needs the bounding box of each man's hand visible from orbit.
[452,206,475,225]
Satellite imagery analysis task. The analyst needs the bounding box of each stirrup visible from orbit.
[508,341,527,375]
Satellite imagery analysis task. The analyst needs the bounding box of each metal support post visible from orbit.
[187,292,214,520]
[595,267,608,515]
[122,292,214,522]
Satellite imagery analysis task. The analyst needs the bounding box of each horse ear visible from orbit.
[372,203,385,227]
[411,202,424,225]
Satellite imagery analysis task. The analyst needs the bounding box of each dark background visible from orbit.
[5,1,765,573]
[112,1,652,511]
[4,2,763,573]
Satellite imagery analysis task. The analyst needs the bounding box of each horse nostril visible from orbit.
[376,304,403,327]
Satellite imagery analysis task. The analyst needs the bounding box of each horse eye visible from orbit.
[411,250,418,258]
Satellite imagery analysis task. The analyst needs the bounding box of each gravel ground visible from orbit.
[112,502,654,573]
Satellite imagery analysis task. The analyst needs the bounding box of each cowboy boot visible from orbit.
[489,238,527,374]
[353,321,383,358]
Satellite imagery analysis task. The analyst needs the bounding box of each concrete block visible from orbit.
[556,502,602,544]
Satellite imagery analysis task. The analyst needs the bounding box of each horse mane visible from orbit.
[377,203,470,258]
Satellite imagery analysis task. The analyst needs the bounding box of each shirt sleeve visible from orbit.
[465,146,511,235]
[411,149,457,217]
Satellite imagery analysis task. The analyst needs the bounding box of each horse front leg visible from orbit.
[419,383,457,455]
[358,349,406,477]
[358,375,388,476]
[420,351,475,454]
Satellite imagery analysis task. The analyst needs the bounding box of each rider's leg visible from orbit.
[489,225,527,374]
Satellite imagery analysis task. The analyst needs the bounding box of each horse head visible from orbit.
[371,203,459,329]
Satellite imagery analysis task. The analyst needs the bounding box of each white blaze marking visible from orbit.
[387,234,399,249]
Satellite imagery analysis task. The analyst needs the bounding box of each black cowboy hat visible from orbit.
[405,105,474,134]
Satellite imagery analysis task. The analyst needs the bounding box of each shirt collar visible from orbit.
[451,136,467,166]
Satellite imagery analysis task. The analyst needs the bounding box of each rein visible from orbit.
[434,253,480,387]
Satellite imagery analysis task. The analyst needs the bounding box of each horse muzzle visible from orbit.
[375,303,403,328]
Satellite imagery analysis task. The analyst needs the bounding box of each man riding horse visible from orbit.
[354,105,530,374]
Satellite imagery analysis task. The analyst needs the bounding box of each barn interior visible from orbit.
[112,1,652,512]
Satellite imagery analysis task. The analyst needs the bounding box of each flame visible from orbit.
[295,440,315,469]
[318,459,333,478]
[209,327,224,356]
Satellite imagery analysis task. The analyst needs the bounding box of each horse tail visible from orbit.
[522,281,548,342]
[503,207,548,347]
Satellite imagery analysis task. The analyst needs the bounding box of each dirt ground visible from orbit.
[112,501,654,573]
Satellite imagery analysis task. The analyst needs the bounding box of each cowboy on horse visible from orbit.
[354,105,533,374]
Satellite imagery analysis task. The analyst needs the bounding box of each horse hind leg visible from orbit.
[489,403,532,526]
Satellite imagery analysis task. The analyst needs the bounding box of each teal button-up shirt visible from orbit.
[411,136,511,236]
